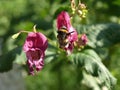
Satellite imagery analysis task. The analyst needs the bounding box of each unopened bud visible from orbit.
[12,30,30,39]
[70,0,76,14]
[33,25,37,32]
[12,32,21,39]
[77,10,83,16]
[78,3,86,10]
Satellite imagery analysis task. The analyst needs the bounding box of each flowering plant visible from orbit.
[1,0,119,90]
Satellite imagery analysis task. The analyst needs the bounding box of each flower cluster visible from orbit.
[70,0,88,18]
[12,11,87,75]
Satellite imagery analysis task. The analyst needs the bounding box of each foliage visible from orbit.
[0,0,120,90]
[71,49,116,90]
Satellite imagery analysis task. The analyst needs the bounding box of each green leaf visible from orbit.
[14,50,26,64]
[45,42,59,63]
[45,49,58,64]
[76,23,120,48]
[71,49,116,89]
[82,71,102,90]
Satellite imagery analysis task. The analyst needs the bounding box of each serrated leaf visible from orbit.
[71,49,116,89]
[76,23,120,48]
[82,71,101,90]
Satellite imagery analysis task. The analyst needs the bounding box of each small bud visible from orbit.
[77,10,83,16]
[77,2,88,18]
[82,9,88,18]
[78,3,86,10]
[12,30,30,39]
[70,0,76,14]
[11,32,21,39]
[33,25,37,32]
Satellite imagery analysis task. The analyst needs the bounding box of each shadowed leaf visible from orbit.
[0,47,22,72]
[71,49,116,89]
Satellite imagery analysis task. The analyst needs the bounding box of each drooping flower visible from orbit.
[23,31,48,75]
[57,11,78,54]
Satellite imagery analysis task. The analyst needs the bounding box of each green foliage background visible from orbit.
[0,0,120,90]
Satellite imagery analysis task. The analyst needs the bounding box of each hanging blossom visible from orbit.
[57,11,78,54]
[23,26,48,75]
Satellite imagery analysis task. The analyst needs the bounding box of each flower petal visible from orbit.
[57,11,71,30]
[23,32,48,52]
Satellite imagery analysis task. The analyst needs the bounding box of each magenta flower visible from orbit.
[57,11,71,30]
[76,34,88,48]
[23,32,48,75]
[57,11,78,54]
[80,34,88,45]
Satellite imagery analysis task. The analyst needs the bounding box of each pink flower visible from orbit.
[79,34,88,45]
[76,34,88,48]
[23,32,48,75]
[57,11,71,30]
[57,11,78,54]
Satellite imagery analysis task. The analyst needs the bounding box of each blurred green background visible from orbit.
[0,0,120,90]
